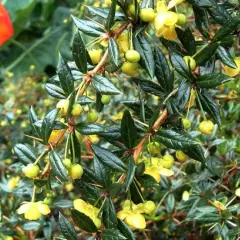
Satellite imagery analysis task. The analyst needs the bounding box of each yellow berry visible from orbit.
[121,61,139,76]
[147,142,161,155]
[176,150,188,161]
[199,120,214,135]
[182,191,190,201]
[143,201,156,214]
[160,154,174,169]
[71,103,82,116]
[177,13,187,25]
[125,50,141,63]
[70,164,83,180]
[23,164,40,178]
[235,188,240,197]
[89,49,102,65]
[139,8,155,22]
[183,56,196,70]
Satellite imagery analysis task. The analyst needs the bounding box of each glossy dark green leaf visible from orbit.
[92,75,121,95]
[154,47,174,93]
[101,229,127,240]
[14,144,36,164]
[194,42,219,65]
[170,52,194,81]
[29,106,41,137]
[57,55,74,96]
[49,151,68,181]
[133,34,154,79]
[91,145,126,172]
[106,0,116,30]
[207,3,231,25]
[95,92,104,113]
[108,38,119,68]
[94,156,111,188]
[45,83,66,99]
[72,31,87,73]
[166,194,175,213]
[120,110,137,149]
[138,174,158,188]
[66,90,76,119]
[109,183,123,197]
[34,179,48,188]
[156,129,205,162]
[71,131,81,161]
[213,16,240,42]
[117,219,135,240]
[192,6,210,38]
[125,158,136,191]
[76,123,106,135]
[197,73,232,88]
[216,46,237,69]
[176,28,196,56]
[160,37,183,54]
[197,89,221,125]
[199,55,215,75]
[41,109,59,144]
[72,16,106,37]
[22,222,40,231]
[59,213,77,240]
[103,197,118,229]
[132,78,165,96]
[77,95,94,105]
[71,209,97,233]
[187,0,212,7]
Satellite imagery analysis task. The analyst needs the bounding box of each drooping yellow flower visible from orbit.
[7,176,20,190]
[17,201,51,220]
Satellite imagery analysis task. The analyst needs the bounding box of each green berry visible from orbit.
[87,110,98,123]
[101,95,111,105]
[125,50,141,63]
[147,142,161,155]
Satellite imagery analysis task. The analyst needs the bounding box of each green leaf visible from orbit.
[34,179,48,188]
[71,209,97,233]
[166,194,175,213]
[22,221,40,231]
[187,0,212,7]
[92,75,122,95]
[103,197,118,229]
[197,89,221,125]
[196,73,232,88]
[49,151,68,182]
[94,157,111,188]
[192,6,210,38]
[109,183,123,197]
[213,17,240,42]
[101,229,127,240]
[54,200,73,208]
[106,0,116,30]
[72,31,88,73]
[72,16,106,37]
[194,42,219,65]
[91,145,126,172]
[156,129,205,162]
[132,78,165,97]
[77,95,94,105]
[216,46,237,69]
[95,92,104,113]
[45,83,66,99]
[138,174,158,188]
[120,110,137,149]
[170,52,194,81]
[108,38,119,68]
[117,219,135,240]
[76,123,107,135]
[125,158,136,191]
[176,28,196,56]
[133,34,155,79]
[154,47,174,93]
[59,213,77,240]
[57,55,74,96]
[14,144,36,164]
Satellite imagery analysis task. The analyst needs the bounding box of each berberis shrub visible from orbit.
[1,0,240,239]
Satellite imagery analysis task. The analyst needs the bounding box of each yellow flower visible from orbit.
[7,176,20,190]
[222,57,240,77]
[17,201,51,220]
[213,201,227,211]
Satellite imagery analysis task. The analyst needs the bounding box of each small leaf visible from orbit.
[14,144,36,164]
[120,110,137,149]
[133,34,154,79]
[106,0,116,30]
[125,158,136,191]
[91,145,126,172]
[57,55,74,96]
[213,16,240,42]
[187,0,212,7]
[117,219,135,240]
[92,75,121,95]
[196,73,232,88]
[71,209,97,233]
[34,179,48,188]
[101,229,127,240]
[170,52,194,81]
[72,16,106,37]
[49,151,68,181]
[138,174,158,188]
[76,123,107,135]
[59,213,77,240]
[197,89,221,125]
[108,38,119,68]
[45,83,66,99]
[176,28,196,56]
[194,43,219,65]
[154,47,174,93]
[72,31,88,73]
[216,46,237,69]
[103,197,118,229]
